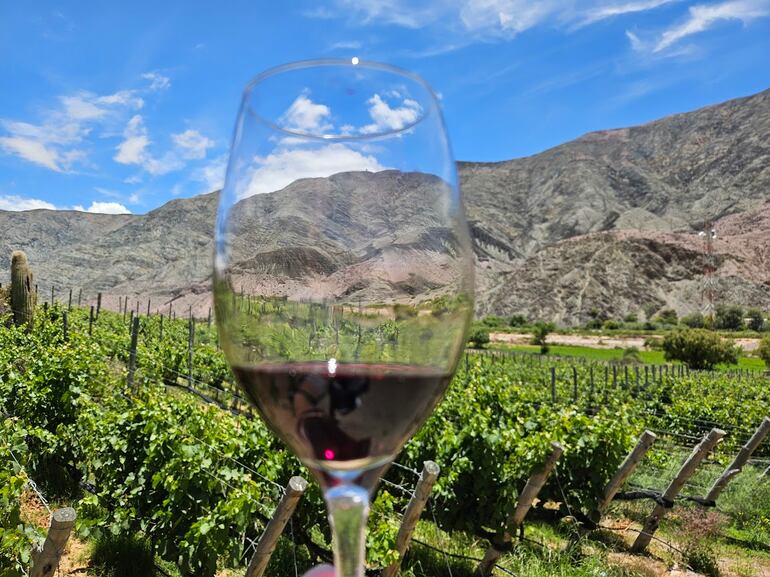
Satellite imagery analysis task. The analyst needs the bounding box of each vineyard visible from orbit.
[2,299,770,577]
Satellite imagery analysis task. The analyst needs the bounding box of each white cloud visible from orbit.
[243,144,387,197]
[172,129,213,159]
[193,154,228,191]
[0,137,63,171]
[0,88,144,172]
[653,0,770,51]
[0,195,57,211]
[329,40,363,50]
[280,94,333,134]
[141,71,171,92]
[575,0,679,28]
[114,115,149,165]
[128,192,140,204]
[73,201,131,214]
[361,94,422,134]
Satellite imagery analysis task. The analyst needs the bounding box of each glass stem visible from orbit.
[325,484,370,577]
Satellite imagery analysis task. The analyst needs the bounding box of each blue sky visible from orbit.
[1,0,768,215]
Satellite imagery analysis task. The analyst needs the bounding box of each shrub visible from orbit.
[621,346,642,364]
[531,321,553,354]
[509,313,527,327]
[467,326,490,348]
[623,313,638,323]
[602,319,620,330]
[714,304,744,331]
[643,336,663,351]
[91,534,156,577]
[481,315,505,329]
[585,318,602,330]
[681,312,705,328]
[656,308,678,325]
[662,329,739,370]
[759,334,770,367]
[747,308,765,332]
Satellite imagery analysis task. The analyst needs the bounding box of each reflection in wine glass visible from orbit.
[215,59,473,577]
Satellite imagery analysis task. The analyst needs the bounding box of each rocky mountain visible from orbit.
[1,87,769,323]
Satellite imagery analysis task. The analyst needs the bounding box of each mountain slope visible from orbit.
[1,88,769,322]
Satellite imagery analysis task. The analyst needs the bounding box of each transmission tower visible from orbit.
[698,225,718,317]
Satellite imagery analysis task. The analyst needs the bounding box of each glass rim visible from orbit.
[241,58,441,142]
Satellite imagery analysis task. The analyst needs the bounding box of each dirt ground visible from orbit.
[490,332,760,352]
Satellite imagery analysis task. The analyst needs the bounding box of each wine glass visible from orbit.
[213,58,474,577]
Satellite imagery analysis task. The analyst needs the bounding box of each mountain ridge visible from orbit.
[2,87,769,323]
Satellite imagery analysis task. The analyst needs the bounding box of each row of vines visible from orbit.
[1,304,768,576]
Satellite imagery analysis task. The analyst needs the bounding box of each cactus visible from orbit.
[10,250,35,329]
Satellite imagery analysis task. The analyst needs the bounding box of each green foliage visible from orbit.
[758,334,770,367]
[746,308,765,332]
[467,326,490,348]
[601,319,620,330]
[662,329,739,370]
[90,534,157,577]
[623,313,638,323]
[714,304,744,331]
[656,308,678,325]
[531,322,553,354]
[681,312,705,328]
[481,316,505,329]
[509,314,528,327]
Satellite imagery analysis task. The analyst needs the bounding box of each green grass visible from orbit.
[489,342,765,370]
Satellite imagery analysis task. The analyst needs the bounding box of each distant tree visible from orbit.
[714,304,744,331]
[746,308,765,332]
[759,334,770,367]
[509,313,528,327]
[662,329,739,370]
[656,309,678,325]
[585,318,603,330]
[467,326,490,348]
[482,315,505,329]
[621,346,642,364]
[624,313,638,323]
[681,312,705,328]
[531,321,554,354]
[643,302,659,321]
[602,319,620,330]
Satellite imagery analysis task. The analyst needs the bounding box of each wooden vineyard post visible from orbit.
[88,305,94,336]
[96,292,102,317]
[62,312,68,342]
[159,314,164,340]
[572,366,578,403]
[631,428,725,553]
[50,285,55,306]
[706,416,770,503]
[77,288,82,307]
[245,476,308,577]
[29,507,77,577]
[381,461,441,577]
[596,431,656,514]
[127,316,139,390]
[147,298,151,316]
[208,307,212,328]
[550,367,557,403]
[188,313,194,387]
[67,288,72,311]
[476,443,563,577]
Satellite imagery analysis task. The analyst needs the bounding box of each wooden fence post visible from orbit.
[188,314,194,387]
[550,367,557,403]
[596,431,656,514]
[631,428,725,553]
[88,305,94,336]
[67,288,72,311]
[29,507,77,577]
[245,476,308,577]
[706,416,770,503]
[50,285,55,306]
[96,292,102,317]
[476,443,563,577]
[127,316,139,390]
[147,299,151,316]
[381,461,441,577]
[62,312,68,342]
[572,367,578,403]
[77,288,82,307]
[159,314,164,340]
[208,307,212,328]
